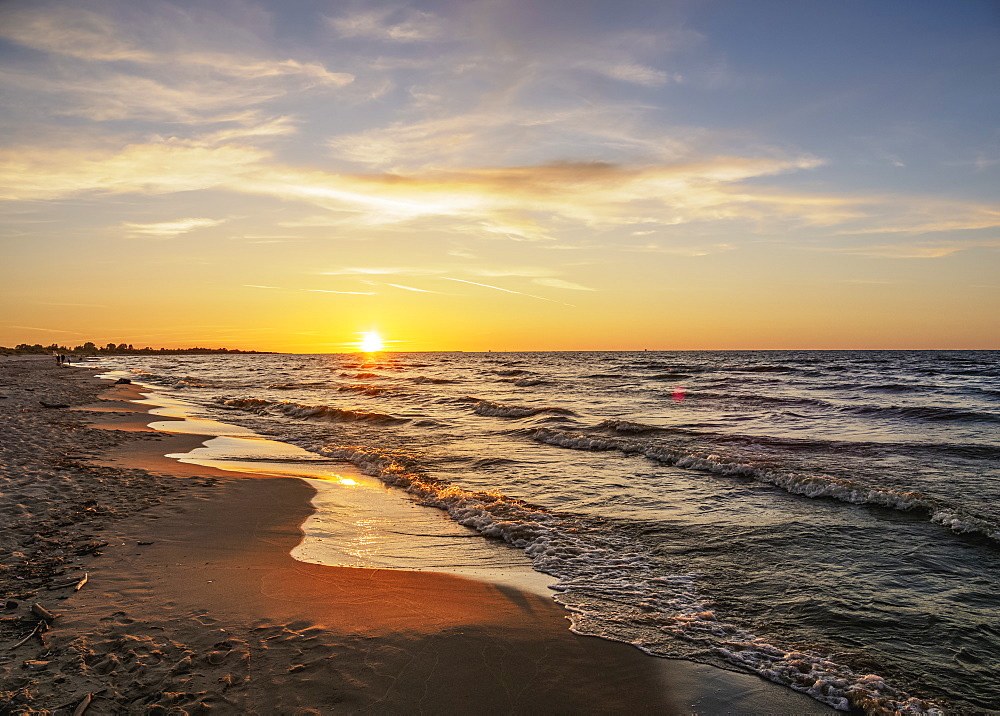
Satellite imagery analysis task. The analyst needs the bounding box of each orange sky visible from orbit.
[1,0,998,351]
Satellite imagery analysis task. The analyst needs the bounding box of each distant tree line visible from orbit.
[1,342,273,355]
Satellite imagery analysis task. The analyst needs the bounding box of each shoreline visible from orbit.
[1,359,831,714]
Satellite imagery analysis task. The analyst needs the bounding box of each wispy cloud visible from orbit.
[5,127,995,255]
[386,283,438,293]
[441,277,524,295]
[837,200,1000,236]
[827,240,1000,259]
[5,325,84,335]
[0,5,352,126]
[441,277,572,306]
[533,278,595,291]
[579,60,679,87]
[327,8,444,43]
[0,5,153,62]
[321,267,434,276]
[0,138,267,200]
[123,217,226,238]
[325,106,697,171]
[304,289,377,295]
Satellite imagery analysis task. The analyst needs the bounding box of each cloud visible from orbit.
[0,5,153,62]
[327,8,444,42]
[181,54,352,87]
[441,277,524,294]
[1,62,348,125]
[123,217,226,238]
[304,289,376,295]
[254,157,839,232]
[3,127,990,253]
[441,277,574,306]
[321,267,433,277]
[621,242,736,256]
[580,60,678,87]
[325,105,698,172]
[828,240,1000,259]
[5,325,85,335]
[533,278,595,291]
[0,4,352,86]
[386,283,438,293]
[837,200,1000,236]
[0,5,352,125]
[0,139,267,200]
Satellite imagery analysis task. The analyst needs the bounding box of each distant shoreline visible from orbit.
[0,346,277,356]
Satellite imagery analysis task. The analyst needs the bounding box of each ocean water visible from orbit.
[86,350,1000,714]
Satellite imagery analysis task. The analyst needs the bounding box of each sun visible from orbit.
[359,331,384,352]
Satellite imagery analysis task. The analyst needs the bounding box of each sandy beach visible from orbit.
[0,357,830,715]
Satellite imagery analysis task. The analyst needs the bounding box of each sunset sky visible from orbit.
[1,0,998,352]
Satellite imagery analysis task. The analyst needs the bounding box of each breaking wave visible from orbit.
[216,397,408,424]
[529,427,1000,544]
[309,439,942,713]
[843,403,1000,424]
[472,400,578,419]
[338,384,391,396]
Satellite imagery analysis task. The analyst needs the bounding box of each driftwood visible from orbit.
[46,572,89,591]
[54,688,107,714]
[73,692,93,716]
[31,603,56,623]
[8,620,46,649]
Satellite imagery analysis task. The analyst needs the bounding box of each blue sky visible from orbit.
[1,0,997,350]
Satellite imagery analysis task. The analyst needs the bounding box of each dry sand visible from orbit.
[0,357,830,714]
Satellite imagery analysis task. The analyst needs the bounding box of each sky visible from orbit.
[1,0,998,352]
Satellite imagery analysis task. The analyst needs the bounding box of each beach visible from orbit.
[0,357,830,714]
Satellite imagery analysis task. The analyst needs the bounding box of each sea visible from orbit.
[82,350,1000,714]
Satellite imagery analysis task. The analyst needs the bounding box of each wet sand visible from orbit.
[0,356,830,714]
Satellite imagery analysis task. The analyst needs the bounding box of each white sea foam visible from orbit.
[309,439,942,714]
[530,427,1000,544]
[473,400,577,419]
[217,397,407,424]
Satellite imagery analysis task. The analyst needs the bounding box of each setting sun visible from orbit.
[359,332,384,352]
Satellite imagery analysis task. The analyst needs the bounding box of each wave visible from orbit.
[844,403,1000,424]
[492,369,531,376]
[529,427,1000,544]
[172,376,208,388]
[309,440,941,714]
[472,457,520,468]
[268,382,324,390]
[731,365,797,373]
[635,362,709,373]
[682,391,828,409]
[595,419,675,435]
[473,400,577,419]
[411,376,457,384]
[495,377,553,387]
[866,383,932,393]
[216,397,407,424]
[338,384,391,396]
